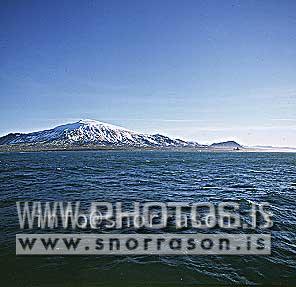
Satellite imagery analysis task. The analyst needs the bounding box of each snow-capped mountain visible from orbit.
[0,119,198,148]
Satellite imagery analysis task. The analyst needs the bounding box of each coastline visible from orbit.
[0,144,295,153]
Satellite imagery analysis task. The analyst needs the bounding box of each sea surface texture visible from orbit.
[0,151,295,286]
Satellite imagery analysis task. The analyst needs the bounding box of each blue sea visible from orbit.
[0,151,295,286]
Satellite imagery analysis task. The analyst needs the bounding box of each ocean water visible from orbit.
[0,151,295,286]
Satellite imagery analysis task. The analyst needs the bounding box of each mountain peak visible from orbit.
[76,119,130,131]
[78,119,101,124]
[78,119,108,125]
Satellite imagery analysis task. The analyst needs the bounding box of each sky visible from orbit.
[0,0,296,147]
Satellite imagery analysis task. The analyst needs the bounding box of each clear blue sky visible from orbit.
[1,0,296,146]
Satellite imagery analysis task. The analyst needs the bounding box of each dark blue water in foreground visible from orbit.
[0,151,295,286]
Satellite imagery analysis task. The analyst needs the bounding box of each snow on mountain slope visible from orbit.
[0,119,198,147]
